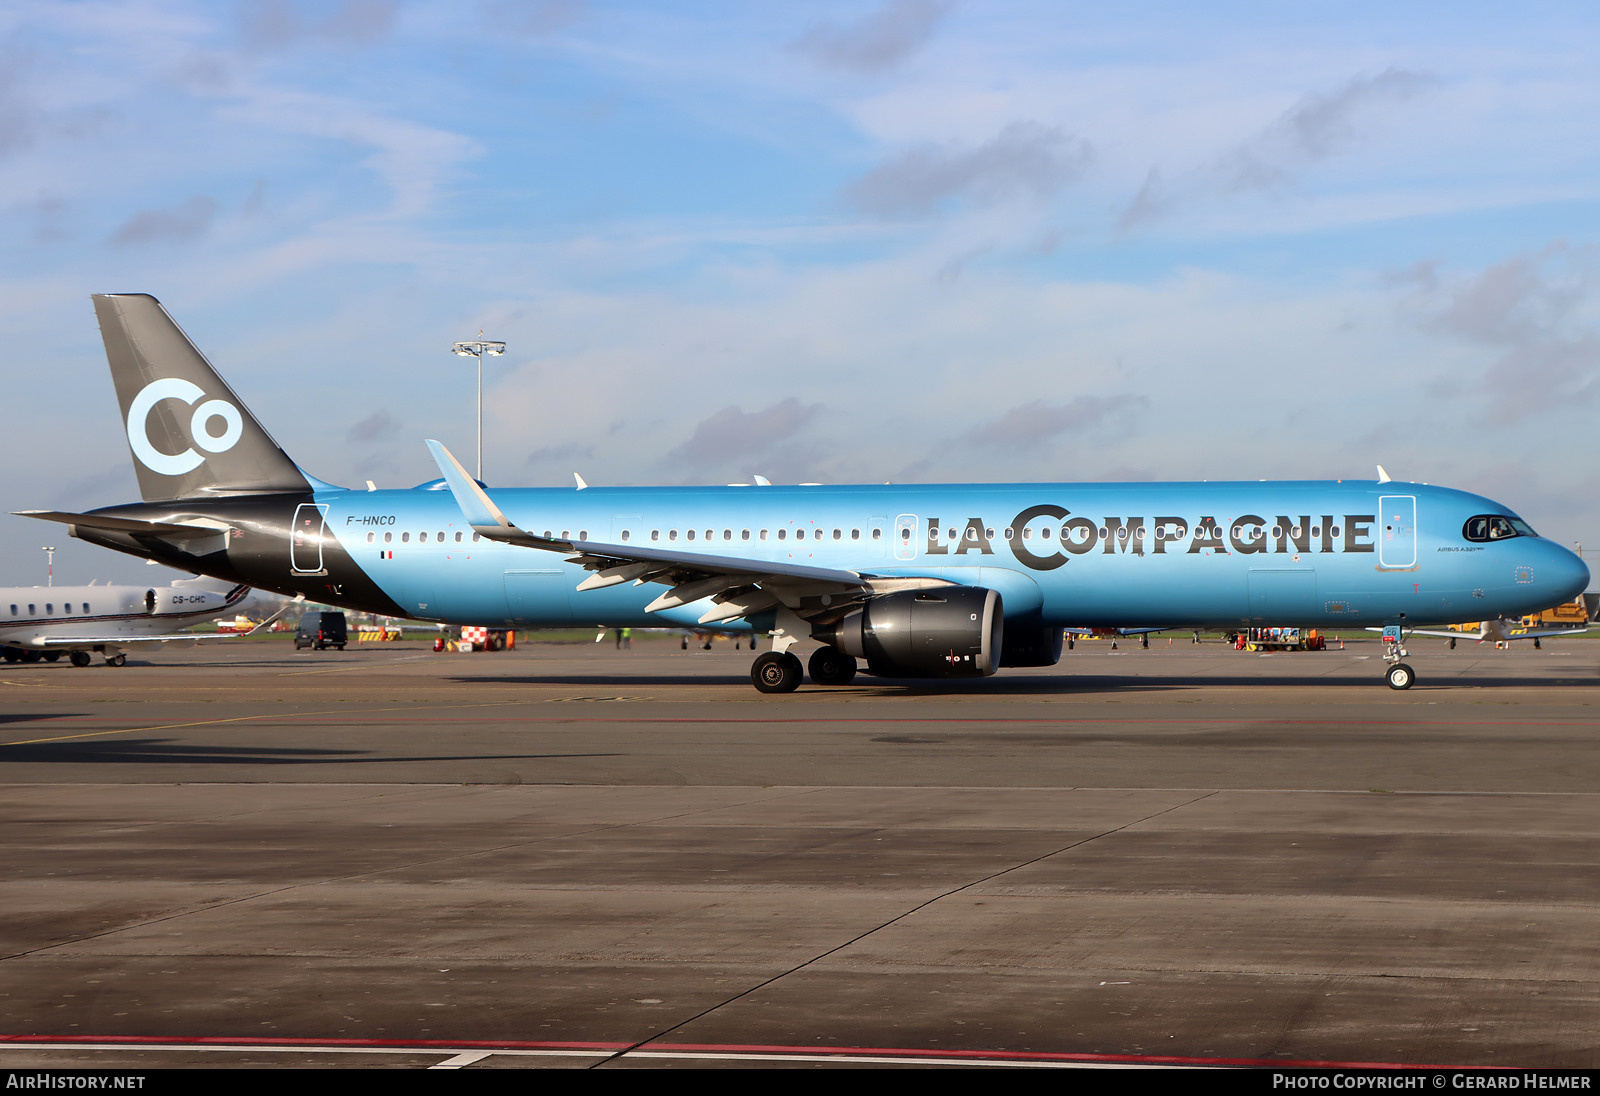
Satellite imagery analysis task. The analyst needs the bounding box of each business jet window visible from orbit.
[668,530,678,541]
[651,530,660,541]
[1464,515,1534,542]
[686,529,696,540]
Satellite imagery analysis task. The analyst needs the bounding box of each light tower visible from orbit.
[451,333,506,482]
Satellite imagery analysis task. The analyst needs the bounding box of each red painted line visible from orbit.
[0,1034,623,1051]
[12,716,1596,728]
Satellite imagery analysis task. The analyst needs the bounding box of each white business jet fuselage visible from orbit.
[0,577,251,666]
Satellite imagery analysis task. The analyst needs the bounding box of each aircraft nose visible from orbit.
[1544,541,1592,601]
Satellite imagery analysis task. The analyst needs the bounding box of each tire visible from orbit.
[1385,662,1415,690]
[70,651,91,667]
[108,653,126,667]
[43,651,61,662]
[807,646,857,686]
[751,651,802,694]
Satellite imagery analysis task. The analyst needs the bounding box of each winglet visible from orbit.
[424,439,556,549]
[425,440,513,528]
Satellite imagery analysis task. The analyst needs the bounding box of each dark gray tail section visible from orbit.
[94,293,311,503]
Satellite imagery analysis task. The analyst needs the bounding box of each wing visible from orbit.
[425,441,945,626]
[37,632,243,647]
[1062,626,1172,637]
[34,596,296,648]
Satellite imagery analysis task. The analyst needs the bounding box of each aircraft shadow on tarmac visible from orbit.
[0,738,621,766]
[446,670,1588,694]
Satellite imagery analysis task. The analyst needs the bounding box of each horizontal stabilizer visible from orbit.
[15,510,221,536]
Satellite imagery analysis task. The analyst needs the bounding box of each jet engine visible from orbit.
[998,621,1063,667]
[815,586,1003,678]
[146,584,236,616]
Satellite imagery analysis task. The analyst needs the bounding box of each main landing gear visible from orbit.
[751,651,802,693]
[749,646,859,693]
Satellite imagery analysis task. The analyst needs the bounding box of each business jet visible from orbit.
[17,294,1591,692]
[0,576,253,666]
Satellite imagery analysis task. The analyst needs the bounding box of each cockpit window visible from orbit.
[1463,515,1536,542]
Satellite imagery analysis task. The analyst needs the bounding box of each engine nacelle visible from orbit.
[148,585,232,616]
[999,621,1063,667]
[816,587,1003,678]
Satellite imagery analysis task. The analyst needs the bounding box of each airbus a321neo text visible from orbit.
[19,294,1590,693]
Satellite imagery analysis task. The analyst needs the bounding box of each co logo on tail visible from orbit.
[127,378,244,476]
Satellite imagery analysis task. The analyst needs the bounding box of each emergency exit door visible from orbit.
[291,503,329,575]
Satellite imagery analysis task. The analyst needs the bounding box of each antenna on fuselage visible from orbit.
[1376,465,1392,483]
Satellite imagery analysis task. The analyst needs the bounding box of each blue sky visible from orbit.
[2,0,1597,587]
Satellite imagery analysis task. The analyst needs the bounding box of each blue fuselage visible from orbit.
[309,479,1588,631]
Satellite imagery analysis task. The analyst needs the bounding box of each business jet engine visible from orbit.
[145,583,235,616]
[815,586,1003,678]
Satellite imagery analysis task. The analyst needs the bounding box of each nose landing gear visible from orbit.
[1380,624,1415,690]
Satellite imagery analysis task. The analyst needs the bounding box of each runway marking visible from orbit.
[277,655,437,676]
[6,709,1599,749]
[0,701,514,747]
[0,1034,1476,1070]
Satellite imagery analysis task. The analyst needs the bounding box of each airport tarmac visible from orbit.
[1,635,1597,1069]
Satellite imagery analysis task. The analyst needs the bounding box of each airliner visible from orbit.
[17,294,1591,692]
[0,575,254,666]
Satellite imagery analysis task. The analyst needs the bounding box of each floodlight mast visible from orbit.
[450,334,506,481]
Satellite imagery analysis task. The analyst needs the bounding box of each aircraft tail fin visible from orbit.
[94,294,311,503]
